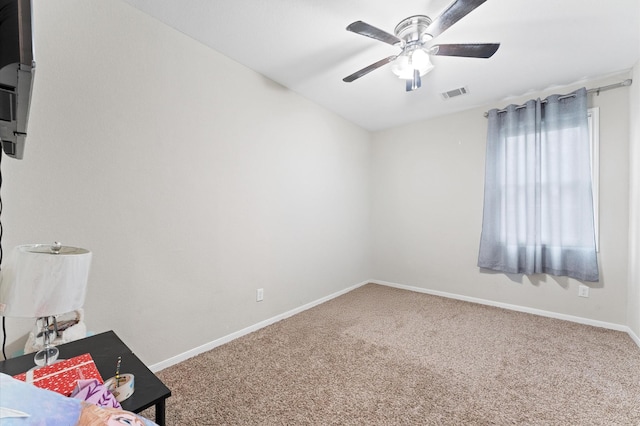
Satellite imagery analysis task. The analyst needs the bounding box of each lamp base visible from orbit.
[34,345,59,366]
[33,316,60,366]
[25,310,86,355]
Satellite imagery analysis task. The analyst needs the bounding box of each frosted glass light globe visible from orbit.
[391,48,434,80]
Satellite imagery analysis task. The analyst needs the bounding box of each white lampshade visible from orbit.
[391,48,434,80]
[0,244,92,318]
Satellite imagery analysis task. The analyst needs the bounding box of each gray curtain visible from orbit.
[478,87,599,282]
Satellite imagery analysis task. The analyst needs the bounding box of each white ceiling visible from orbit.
[121,0,639,131]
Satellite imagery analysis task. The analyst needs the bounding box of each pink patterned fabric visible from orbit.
[70,379,121,409]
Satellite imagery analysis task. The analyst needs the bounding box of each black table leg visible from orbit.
[155,399,166,426]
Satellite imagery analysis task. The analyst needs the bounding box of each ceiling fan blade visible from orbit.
[346,21,403,47]
[426,0,487,38]
[343,55,398,83]
[429,43,499,58]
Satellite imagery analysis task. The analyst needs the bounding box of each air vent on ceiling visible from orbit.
[441,86,469,100]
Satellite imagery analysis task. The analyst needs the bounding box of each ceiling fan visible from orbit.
[343,0,500,91]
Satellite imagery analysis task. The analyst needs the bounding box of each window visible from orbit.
[478,88,599,281]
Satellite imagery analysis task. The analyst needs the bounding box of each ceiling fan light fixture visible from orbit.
[391,47,434,80]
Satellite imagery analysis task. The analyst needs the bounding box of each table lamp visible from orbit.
[0,242,92,366]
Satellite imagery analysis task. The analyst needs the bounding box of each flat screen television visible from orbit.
[0,0,34,160]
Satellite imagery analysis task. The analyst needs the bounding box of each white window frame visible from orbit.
[588,107,600,252]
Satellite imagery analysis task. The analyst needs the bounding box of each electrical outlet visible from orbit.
[256,288,264,302]
[578,284,589,298]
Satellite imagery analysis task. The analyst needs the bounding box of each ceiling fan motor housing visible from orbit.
[394,15,434,45]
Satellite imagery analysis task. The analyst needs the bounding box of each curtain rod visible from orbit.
[484,79,633,117]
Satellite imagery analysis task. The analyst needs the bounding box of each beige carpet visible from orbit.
[142,284,640,425]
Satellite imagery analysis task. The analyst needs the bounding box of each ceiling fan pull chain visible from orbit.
[406,70,421,92]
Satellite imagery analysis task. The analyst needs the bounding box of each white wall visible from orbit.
[628,5,640,340]
[1,0,371,364]
[371,74,632,326]
[629,59,640,339]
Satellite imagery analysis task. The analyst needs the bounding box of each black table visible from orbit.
[0,330,171,425]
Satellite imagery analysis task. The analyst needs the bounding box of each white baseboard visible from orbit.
[629,328,640,348]
[371,279,640,348]
[149,280,369,372]
[150,278,640,371]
